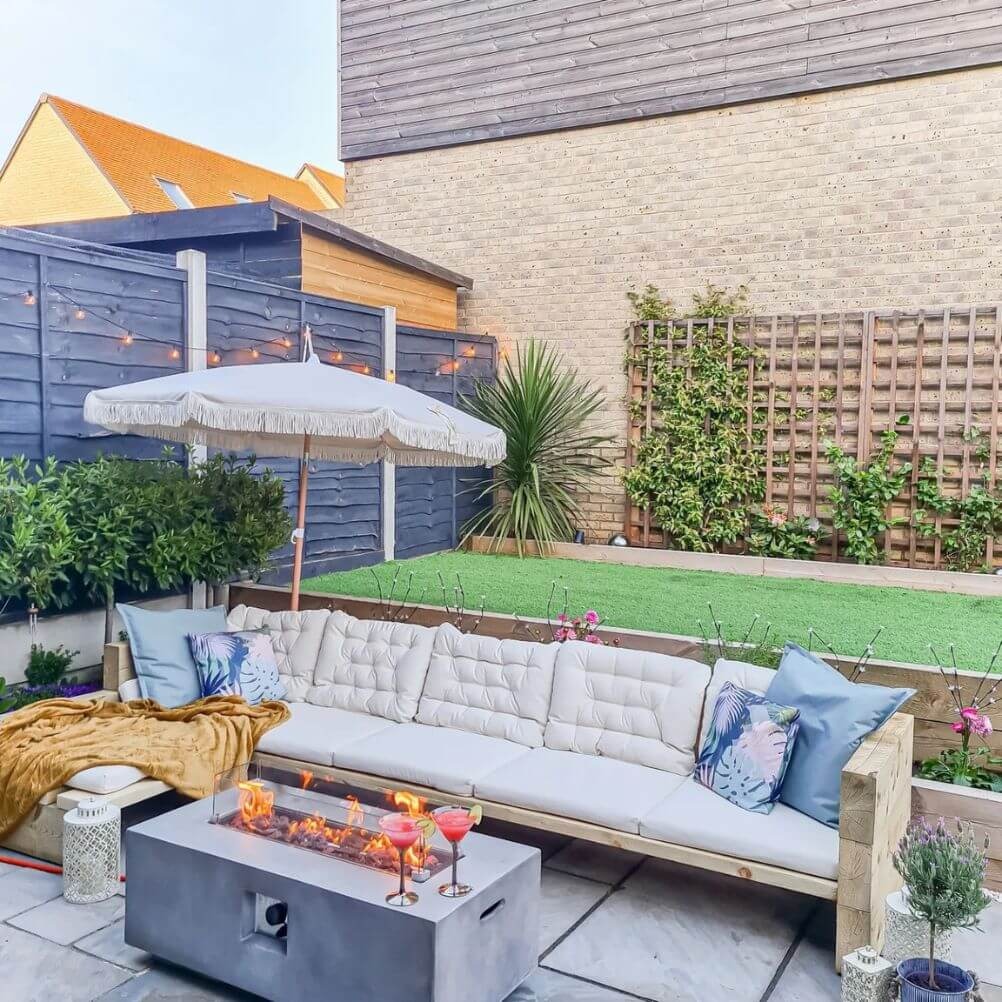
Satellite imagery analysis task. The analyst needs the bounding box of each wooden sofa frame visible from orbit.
[5,641,915,971]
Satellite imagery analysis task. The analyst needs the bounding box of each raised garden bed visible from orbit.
[912,778,1002,893]
[466,536,1002,598]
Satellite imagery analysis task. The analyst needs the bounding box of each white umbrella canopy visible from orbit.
[83,354,505,607]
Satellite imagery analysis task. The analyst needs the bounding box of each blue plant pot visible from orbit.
[897,958,974,1002]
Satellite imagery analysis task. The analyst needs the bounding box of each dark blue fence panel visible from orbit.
[395,325,496,560]
[204,272,385,579]
[0,228,497,583]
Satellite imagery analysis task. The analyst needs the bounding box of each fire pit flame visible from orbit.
[226,783,442,877]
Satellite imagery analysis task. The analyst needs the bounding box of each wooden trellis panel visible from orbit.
[625,305,1002,570]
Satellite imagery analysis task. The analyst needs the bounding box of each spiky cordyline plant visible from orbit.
[460,340,612,555]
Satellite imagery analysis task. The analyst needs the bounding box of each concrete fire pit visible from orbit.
[124,786,540,1002]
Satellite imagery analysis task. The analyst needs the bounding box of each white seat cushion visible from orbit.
[118,678,142,702]
[66,765,147,795]
[334,722,532,797]
[544,641,710,774]
[227,605,330,702]
[476,747,685,834]
[306,616,435,722]
[700,659,778,746]
[416,624,557,747]
[255,703,397,766]
[639,777,839,880]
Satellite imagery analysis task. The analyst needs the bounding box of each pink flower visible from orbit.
[557,613,567,623]
[952,720,966,734]
[955,707,993,738]
[584,610,599,625]
[584,633,601,645]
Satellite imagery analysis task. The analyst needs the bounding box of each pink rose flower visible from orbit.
[584,610,599,625]
[584,633,601,645]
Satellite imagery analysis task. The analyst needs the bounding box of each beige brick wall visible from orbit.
[339,66,1002,540]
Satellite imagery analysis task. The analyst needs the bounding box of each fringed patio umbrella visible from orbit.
[83,337,505,608]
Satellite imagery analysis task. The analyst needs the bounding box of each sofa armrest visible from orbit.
[835,712,914,969]
[103,642,135,692]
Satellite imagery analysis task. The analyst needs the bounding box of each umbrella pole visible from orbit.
[290,433,311,611]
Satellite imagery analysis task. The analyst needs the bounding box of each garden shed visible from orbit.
[32,197,472,331]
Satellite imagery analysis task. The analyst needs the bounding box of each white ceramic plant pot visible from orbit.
[884,890,955,967]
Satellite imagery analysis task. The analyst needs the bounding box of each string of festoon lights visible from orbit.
[7,283,490,377]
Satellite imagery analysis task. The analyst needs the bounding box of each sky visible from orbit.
[0,0,341,176]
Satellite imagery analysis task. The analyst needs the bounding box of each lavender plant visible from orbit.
[893,817,991,990]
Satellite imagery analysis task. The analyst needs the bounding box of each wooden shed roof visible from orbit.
[32,197,474,290]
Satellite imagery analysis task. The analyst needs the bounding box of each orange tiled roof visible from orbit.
[45,95,333,214]
[299,162,345,206]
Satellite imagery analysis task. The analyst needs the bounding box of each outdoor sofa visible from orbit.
[86,604,914,970]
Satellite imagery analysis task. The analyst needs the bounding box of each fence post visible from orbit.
[382,306,397,562]
[176,249,208,608]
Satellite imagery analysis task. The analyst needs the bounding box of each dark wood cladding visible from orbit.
[338,0,1002,159]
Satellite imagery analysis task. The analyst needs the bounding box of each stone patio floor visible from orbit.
[1,800,1000,1002]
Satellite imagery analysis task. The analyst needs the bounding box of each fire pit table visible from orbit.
[124,764,540,1002]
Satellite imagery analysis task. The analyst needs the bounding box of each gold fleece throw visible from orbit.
[0,695,290,839]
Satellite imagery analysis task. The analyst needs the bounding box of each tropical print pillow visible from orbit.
[695,681,800,814]
[187,630,285,705]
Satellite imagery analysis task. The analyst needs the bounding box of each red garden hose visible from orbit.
[0,854,126,881]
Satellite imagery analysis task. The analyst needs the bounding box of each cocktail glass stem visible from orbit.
[398,850,407,899]
[451,842,459,890]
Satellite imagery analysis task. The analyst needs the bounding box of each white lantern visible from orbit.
[62,798,120,904]
[884,889,954,967]
[841,946,894,1002]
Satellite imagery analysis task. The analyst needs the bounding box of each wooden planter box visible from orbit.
[465,536,1002,598]
[911,777,1002,893]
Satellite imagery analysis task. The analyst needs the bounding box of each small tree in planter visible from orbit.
[892,817,991,998]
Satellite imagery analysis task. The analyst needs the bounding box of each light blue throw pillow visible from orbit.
[695,682,800,815]
[766,643,914,828]
[188,630,286,705]
[117,604,228,708]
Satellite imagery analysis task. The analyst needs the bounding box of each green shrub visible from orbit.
[24,643,78,686]
[746,506,824,560]
[624,286,762,552]
[825,426,912,564]
[0,453,291,622]
[0,456,76,612]
[460,340,612,555]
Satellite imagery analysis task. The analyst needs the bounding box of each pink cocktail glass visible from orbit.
[432,806,477,898]
[379,812,421,907]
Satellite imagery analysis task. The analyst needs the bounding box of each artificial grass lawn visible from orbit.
[304,551,1002,669]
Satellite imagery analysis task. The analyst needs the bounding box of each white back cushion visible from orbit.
[416,623,557,747]
[699,658,778,746]
[226,605,329,702]
[306,616,436,722]
[544,641,710,774]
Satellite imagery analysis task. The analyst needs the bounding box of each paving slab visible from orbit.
[0,865,63,920]
[954,895,1002,988]
[0,924,130,1002]
[767,904,840,1002]
[94,961,261,1000]
[508,967,638,1001]
[75,917,153,971]
[8,892,125,945]
[544,858,814,1002]
[545,840,644,886]
[539,867,610,954]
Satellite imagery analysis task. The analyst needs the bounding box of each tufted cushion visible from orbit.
[544,641,710,774]
[226,605,329,702]
[700,659,778,746]
[416,623,558,746]
[306,616,436,722]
